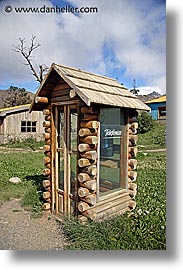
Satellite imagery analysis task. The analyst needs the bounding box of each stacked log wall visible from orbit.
[40,80,76,212]
[127,113,138,206]
[77,107,139,224]
[77,105,99,223]
[42,108,52,211]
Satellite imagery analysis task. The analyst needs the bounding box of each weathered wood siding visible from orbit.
[5,110,44,135]
[0,110,45,143]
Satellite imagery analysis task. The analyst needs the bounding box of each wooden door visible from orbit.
[55,104,78,218]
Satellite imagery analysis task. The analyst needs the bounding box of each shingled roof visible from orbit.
[30,63,150,111]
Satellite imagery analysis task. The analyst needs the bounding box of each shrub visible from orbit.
[137,112,154,134]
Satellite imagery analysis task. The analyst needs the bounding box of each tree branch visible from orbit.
[12,35,46,83]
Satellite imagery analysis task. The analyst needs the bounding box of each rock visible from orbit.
[9,177,22,184]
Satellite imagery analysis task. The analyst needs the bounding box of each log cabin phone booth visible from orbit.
[30,64,150,223]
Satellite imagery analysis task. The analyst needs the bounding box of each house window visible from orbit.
[21,121,37,132]
[158,106,166,119]
[99,107,126,196]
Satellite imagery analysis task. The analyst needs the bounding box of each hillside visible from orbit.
[0,89,35,109]
[136,91,161,103]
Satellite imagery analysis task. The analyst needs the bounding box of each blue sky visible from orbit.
[0,0,166,94]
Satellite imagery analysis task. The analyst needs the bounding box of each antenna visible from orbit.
[128,60,139,95]
[132,78,136,89]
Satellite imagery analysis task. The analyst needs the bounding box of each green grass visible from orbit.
[61,122,166,250]
[0,123,166,248]
[1,138,45,151]
[138,121,166,150]
[62,152,166,250]
[0,151,44,216]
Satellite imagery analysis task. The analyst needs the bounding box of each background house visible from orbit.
[145,95,166,120]
[0,104,44,144]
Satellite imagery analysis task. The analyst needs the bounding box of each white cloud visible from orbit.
[137,86,163,96]
[0,0,166,93]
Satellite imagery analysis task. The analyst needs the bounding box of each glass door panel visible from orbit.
[58,109,65,191]
[55,104,78,217]
[69,108,78,199]
[99,108,126,195]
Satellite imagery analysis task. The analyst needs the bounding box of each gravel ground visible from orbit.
[0,199,66,250]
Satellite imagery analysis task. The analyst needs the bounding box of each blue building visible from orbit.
[146,95,166,120]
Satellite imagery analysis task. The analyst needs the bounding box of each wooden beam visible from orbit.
[44,151,51,157]
[44,133,51,140]
[128,147,138,158]
[45,115,51,121]
[45,139,51,145]
[69,89,76,98]
[83,114,98,121]
[45,127,51,133]
[80,150,97,160]
[45,163,51,169]
[129,135,138,146]
[80,120,99,128]
[78,172,92,182]
[42,203,51,210]
[78,143,97,152]
[128,128,137,135]
[130,122,138,129]
[79,128,97,137]
[80,194,97,205]
[129,189,137,198]
[43,145,51,152]
[81,164,97,175]
[128,159,137,170]
[43,121,51,128]
[81,209,96,220]
[43,157,51,164]
[53,83,70,91]
[128,171,137,181]
[78,201,90,212]
[80,136,98,144]
[78,158,92,167]
[128,182,137,191]
[45,186,51,192]
[78,187,91,197]
[43,191,51,199]
[80,179,96,191]
[35,96,48,104]
[129,200,136,210]
[80,107,94,114]
[42,180,51,188]
[43,168,51,176]
[78,215,88,225]
[43,109,51,116]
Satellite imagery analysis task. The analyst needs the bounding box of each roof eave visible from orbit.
[29,64,55,112]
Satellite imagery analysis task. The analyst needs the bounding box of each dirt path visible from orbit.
[0,199,66,250]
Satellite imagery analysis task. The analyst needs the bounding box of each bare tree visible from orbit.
[12,35,48,83]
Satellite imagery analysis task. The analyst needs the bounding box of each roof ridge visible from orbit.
[53,63,118,82]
